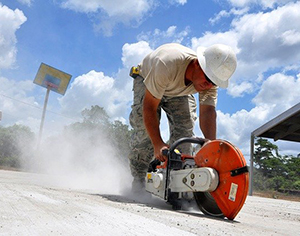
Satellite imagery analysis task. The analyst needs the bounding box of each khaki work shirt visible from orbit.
[140,43,217,107]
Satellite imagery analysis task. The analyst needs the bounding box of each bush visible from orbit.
[0,124,35,169]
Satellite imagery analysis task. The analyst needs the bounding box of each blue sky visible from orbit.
[0,0,299,159]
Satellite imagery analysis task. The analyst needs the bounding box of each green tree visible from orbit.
[253,138,300,192]
[66,105,111,134]
[64,105,132,163]
[0,124,35,168]
[81,105,110,127]
[254,138,280,177]
[111,120,133,163]
[283,155,300,190]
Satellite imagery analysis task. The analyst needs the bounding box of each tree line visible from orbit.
[0,105,132,170]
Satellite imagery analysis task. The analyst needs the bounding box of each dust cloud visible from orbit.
[22,128,133,195]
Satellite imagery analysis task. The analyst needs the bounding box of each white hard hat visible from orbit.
[197,44,237,88]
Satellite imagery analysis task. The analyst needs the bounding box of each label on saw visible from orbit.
[147,173,152,180]
[229,183,238,202]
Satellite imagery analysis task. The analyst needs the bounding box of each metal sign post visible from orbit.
[37,87,50,149]
[33,63,72,149]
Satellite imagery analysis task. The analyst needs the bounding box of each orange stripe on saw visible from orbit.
[194,140,249,220]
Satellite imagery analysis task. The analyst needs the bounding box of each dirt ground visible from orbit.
[0,169,299,236]
[253,190,300,202]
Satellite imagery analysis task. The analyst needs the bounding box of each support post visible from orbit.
[37,87,50,149]
[249,134,255,196]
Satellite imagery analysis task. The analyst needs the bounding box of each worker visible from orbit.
[128,43,237,193]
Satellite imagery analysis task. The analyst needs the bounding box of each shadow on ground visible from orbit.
[95,193,238,224]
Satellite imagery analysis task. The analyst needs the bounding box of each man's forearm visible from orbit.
[143,89,164,146]
[200,105,217,140]
[144,113,164,147]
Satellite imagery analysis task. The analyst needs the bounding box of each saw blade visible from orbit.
[194,192,224,217]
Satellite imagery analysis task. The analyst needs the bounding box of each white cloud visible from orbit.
[233,2,300,63]
[17,0,33,7]
[0,3,27,69]
[121,41,152,68]
[216,105,272,157]
[215,72,300,157]
[59,70,120,118]
[209,7,249,25]
[280,29,300,46]
[0,76,41,131]
[228,0,293,9]
[60,0,157,36]
[191,30,239,52]
[138,25,190,48]
[227,81,253,97]
[252,73,300,107]
[168,0,187,5]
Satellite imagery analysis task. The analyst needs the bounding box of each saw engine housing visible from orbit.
[145,137,249,220]
[146,167,219,199]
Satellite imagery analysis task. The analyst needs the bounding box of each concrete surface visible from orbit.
[0,170,299,236]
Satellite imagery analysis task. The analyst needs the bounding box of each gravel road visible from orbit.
[0,170,299,236]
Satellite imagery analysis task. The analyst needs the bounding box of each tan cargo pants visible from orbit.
[128,76,197,179]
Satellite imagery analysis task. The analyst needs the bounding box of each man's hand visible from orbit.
[154,143,169,162]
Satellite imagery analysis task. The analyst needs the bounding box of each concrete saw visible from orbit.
[145,137,249,220]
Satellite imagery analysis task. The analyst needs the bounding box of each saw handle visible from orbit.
[148,137,207,172]
[161,137,206,160]
[169,137,206,154]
